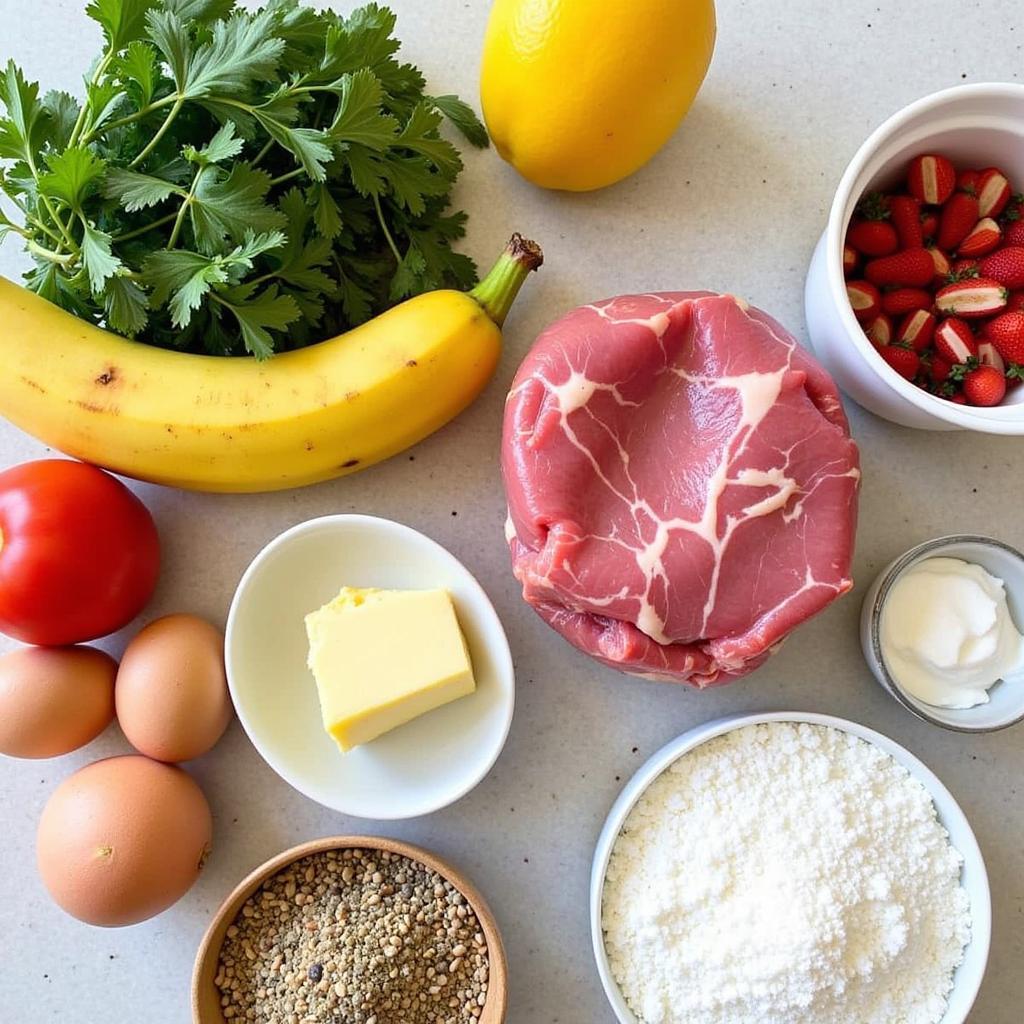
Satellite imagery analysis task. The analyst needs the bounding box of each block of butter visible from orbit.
[304,586,476,752]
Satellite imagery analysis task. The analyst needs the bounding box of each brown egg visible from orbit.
[37,755,212,926]
[0,646,117,759]
[115,614,232,763]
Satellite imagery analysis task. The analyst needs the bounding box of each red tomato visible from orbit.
[0,460,160,645]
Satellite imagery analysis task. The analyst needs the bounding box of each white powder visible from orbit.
[602,723,972,1024]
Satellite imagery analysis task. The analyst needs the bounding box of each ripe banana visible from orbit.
[0,236,542,492]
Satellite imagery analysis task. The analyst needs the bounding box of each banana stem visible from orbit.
[470,233,543,327]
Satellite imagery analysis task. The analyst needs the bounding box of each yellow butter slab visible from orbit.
[305,587,476,752]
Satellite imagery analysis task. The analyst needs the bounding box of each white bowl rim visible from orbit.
[826,81,1024,431]
[589,710,992,1024]
[865,533,1024,733]
[224,513,516,819]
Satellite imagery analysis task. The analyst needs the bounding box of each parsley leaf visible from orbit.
[80,220,121,293]
[184,120,243,166]
[0,61,49,163]
[86,0,156,52]
[327,69,397,151]
[389,242,427,301]
[104,273,149,335]
[252,110,333,181]
[104,167,183,211]
[190,163,286,251]
[395,102,461,179]
[143,228,285,327]
[43,91,82,151]
[112,41,160,110]
[321,6,399,79]
[183,10,287,99]
[143,10,193,92]
[85,79,127,134]
[216,283,300,358]
[430,95,489,149]
[40,147,107,209]
[161,0,236,24]
[310,182,342,238]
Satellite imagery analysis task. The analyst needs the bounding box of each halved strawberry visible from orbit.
[979,246,1024,289]
[865,314,893,348]
[956,168,980,194]
[935,277,1008,319]
[847,280,882,322]
[976,167,1012,218]
[926,246,950,284]
[962,364,1007,406]
[938,192,980,250]
[882,288,933,316]
[878,345,921,380]
[934,318,978,364]
[908,154,956,205]
[958,217,1002,258]
[864,248,935,288]
[888,195,923,249]
[982,310,1024,365]
[978,340,1006,374]
[896,309,936,352]
[843,244,858,277]
[847,219,899,256]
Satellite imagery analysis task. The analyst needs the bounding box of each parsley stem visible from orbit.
[130,97,185,169]
[27,239,76,266]
[3,194,63,247]
[251,139,275,167]
[1,218,29,239]
[372,194,402,263]
[27,215,65,247]
[68,50,113,149]
[83,93,179,144]
[166,165,207,250]
[268,168,305,187]
[113,211,179,244]
[469,234,544,327]
[23,151,77,253]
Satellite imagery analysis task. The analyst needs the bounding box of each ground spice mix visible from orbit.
[215,848,490,1024]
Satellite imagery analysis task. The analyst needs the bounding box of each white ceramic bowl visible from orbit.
[590,711,991,1024]
[225,515,515,819]
[861,535,1024,732]
[805,82,1024,433]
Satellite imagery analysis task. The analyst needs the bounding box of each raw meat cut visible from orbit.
[502,292,861,686]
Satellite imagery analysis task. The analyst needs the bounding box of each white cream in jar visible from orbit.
[880,556,1024,709]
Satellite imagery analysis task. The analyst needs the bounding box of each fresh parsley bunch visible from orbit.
[0,0,489,356]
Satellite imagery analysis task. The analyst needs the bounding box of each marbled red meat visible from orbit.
[502,292,861,686]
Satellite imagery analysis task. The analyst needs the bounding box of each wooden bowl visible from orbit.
[192,835,508,1023]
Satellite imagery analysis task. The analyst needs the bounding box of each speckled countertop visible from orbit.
[1,1,1021,1021]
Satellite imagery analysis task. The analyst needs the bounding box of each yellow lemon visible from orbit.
[480,0,716,191]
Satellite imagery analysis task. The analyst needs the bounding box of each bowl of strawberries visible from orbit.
[805,82,1024,432]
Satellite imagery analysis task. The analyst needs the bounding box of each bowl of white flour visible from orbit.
[590,712,990,1024]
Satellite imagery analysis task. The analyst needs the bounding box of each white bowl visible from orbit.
[805,82,1024,433]
[861,535,1024,732]
[590,711,991,1024]
[225,515,515,819]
